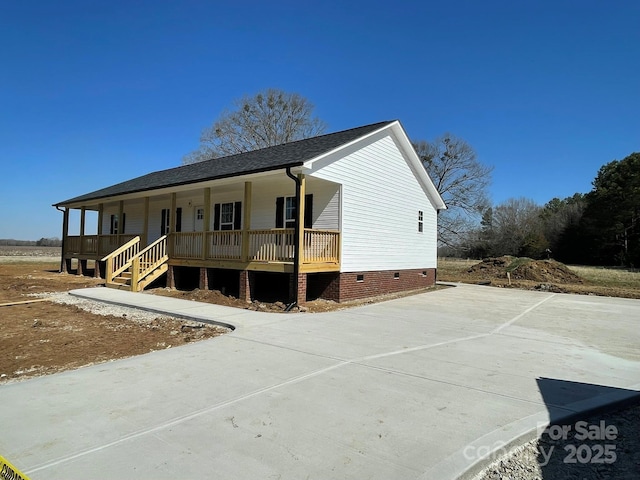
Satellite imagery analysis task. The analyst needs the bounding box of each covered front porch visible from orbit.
[170,228,339,272]
[63,229,339,271]
[58,172,342,298]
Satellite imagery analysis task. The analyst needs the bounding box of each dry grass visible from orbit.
[567,265,640,289]
[437,257,478,277]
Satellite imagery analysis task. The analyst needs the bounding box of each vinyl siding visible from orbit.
[251,177,340,230]
[251,177,296,229]
[308,133,438,271]
[99,177,340,243]
[147,197,169,242]
[101,199,145,236]
[306,177,340,230]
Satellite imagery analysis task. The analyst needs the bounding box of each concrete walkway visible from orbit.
[1,285,639,479]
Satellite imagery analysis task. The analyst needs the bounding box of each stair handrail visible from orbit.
[102,236,141,284]
[131,235,168,291]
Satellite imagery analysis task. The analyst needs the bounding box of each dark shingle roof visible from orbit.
[55,121,394,206]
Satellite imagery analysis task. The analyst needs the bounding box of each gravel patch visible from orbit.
[473,403,640,480]
[33,292,209,328]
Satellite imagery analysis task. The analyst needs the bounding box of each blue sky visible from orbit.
[1,0,638,239]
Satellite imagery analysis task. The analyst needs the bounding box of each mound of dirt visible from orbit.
[467,256,584,284]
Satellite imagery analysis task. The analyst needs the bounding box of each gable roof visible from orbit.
[54,121,395,207]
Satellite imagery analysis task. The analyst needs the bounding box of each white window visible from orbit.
[161,208,181,234]
[214,202,241,231]
[220,203,234,231]
[196,208,204,220]
[418,210,424,233]
[285,197,296,228]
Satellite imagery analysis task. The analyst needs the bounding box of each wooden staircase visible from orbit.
[109,263,169,290]
[102,236,168,292]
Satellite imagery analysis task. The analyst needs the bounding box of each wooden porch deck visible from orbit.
[65,229,340,273]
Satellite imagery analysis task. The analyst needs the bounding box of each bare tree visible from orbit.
[486,197,545,256]
[183,89,327,164]
[413,133,493,247]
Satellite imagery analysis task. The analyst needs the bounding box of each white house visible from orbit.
[54,120,446,304]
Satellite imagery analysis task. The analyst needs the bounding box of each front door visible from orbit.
[194,206,204,231]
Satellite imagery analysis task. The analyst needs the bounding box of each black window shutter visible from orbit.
[176,208,182,233]
[121,213,126,234]
[275,197,284,228]
[213,204,221,231]
[304,194,313,229]
[161,209,167,236]
[234,202,242,230]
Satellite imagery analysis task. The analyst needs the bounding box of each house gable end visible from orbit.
[303,121,446,211]
[305,124,442,272]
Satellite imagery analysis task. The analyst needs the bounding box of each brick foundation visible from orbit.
[239,270,252,302]
[289,273,307,305]
[97,263,435,304]
[166,265,176,289]
[199,268,209,290]
[94,260,103,278]
[315,268,436,303]
[77,259,87,275]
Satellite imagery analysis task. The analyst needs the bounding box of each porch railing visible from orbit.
[207,231,242,260]
[65,234,139,256]
[248,229,295,262]
[303,229,340,264]
[169,229,339,264]
[102,236,141,284]
[68,229,340,265]
[171,231,205,259]
[131,235,168,290]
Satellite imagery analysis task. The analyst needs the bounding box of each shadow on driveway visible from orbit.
[535,377,640,479]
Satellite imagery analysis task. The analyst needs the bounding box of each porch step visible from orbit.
[105,263,168,292]
[105,282,132,291]
[110,268,132,288]
[136,264,168,291]
[111,276,131,285]
[102,235,168,292]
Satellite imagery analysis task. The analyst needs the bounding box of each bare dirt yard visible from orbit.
[0,246,228,384]
[150,284,443,313]
[438,256,640,299]
[0,246,440,383]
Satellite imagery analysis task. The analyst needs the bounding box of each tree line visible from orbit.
[445,152,640,267]
[0,238,62,247]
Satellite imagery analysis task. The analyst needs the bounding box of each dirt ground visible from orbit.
[439,256,640,299]
[0,250,228,384]
[149,285,441,313]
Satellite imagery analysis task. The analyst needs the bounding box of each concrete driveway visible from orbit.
[1,284,639,479]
